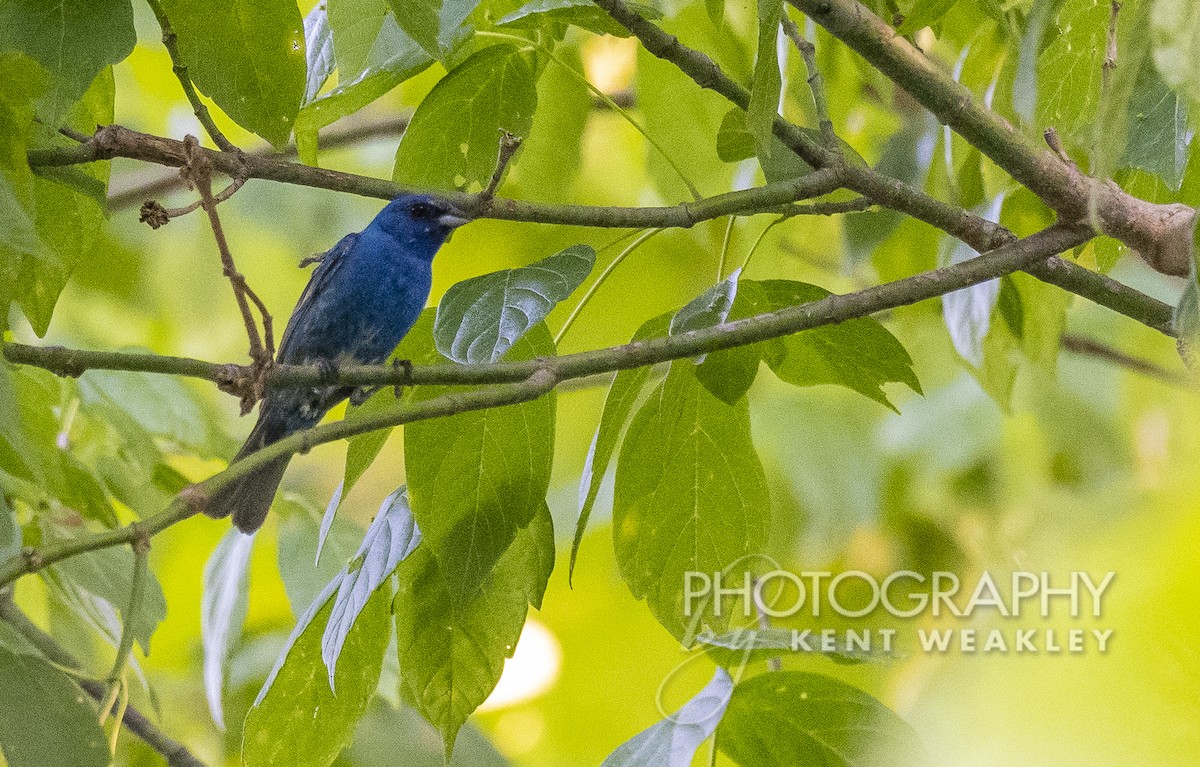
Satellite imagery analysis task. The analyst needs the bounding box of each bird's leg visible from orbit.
[298,252,325,268]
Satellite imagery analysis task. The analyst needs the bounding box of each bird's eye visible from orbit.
[410,203,435,220]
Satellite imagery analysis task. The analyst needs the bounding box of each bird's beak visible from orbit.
[438,207,472,229]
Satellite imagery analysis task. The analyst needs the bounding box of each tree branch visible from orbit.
[28,125,847,227]
[785,0,1197,275]
[0,224,1100,592]
[0,592,209,767]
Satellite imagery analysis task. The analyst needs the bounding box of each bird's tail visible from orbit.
[205,409,291,534]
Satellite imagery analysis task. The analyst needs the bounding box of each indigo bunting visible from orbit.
[206,194,471,532]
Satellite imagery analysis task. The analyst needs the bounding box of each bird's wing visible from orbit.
[276,231,360,364]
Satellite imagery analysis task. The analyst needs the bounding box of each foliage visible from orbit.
[1,0,1200,765]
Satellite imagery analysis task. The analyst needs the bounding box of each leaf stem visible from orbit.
[555,229,664,345]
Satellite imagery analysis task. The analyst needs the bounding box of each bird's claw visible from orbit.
[317,359,339,384]
[392,359,413,399]
[349,386,378,407]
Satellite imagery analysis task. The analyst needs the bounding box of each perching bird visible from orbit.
[206,194,471,533]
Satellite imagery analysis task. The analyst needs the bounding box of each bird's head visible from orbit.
[370,194,472,256]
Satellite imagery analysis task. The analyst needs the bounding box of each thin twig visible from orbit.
[781,13,838,151]
[179,136,274,410]
[138,176,246,228]
[0,592,209,767]
[480,130,523,204]
[145,0,237,152]
[1061,333,1193,387]
[97,537,149,729]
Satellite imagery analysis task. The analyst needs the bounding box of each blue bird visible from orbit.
[206,194,471,533]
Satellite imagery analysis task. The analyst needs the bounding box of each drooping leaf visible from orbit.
[303,2,336,104]
[275,495,363,616]
[1122,56,1192,191]
[670,268,741,364]
[328,0,390,78]
[386,0,443,59]
[393,43,538,191]
[1151,0,1200,106]
[571,312,671,580]
[694,279,762,405]
[297,10,436,164]
[717,672,925,767]
[158,0,306,146]
[941,238,1000,367]
[612,361,771,640]
[405,324,556,606]
[600,668,733,767]
[1036,0,1111,143]
[744,280,922,410]
[1173,220,1200,369]
[517,46,593,199]
[715,108,814,182]
[42,528,168,654]
[0,648,108,767]
[747,0,783,163]
[395,504,554,757]
[244,581,391,767]
[434,244,595,363]
[201,528,254,729]
[0,0,134,125]
[322,487,421,688]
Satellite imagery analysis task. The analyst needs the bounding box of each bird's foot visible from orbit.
[349,386,379,407]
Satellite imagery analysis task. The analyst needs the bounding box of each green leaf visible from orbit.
[694,279,762,405]
[303,3,336,104]
[1173,217,1200,368]
[896,0,963,34]
[158,0,306,147]
[395,504,554,757]
[43,532,168,653]
[322,488,421,688]
[0,0,133,125]
[571,312,671,581]
[276,495,363,614]
[747,0,783,161]
[517,46,593,199]
[1122,56,1191,191]
[498,0,649,37]
[1152,0,1200,106]
[328,0,390,78]
[405,323,555,605]
[715,108,814,183]
[600,668,732,766]
[387,0,443,59]
[746,280,921,410]
[243,583,391,767]
[1036,0,1111,142]
[393,44,538,191]
[0,648,109,767]
[302,3,469,163]
[613,361,771,640]
[434,244,595,363]
[716,672,925,767]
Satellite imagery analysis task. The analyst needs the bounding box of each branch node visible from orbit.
[479,130,523,205]
[178,484,209,516]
